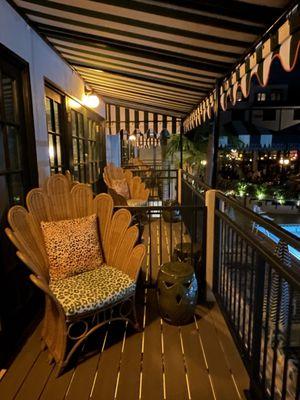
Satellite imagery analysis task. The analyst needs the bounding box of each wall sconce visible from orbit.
[83,92,100,108]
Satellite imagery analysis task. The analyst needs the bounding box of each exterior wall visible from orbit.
[252,109,300,131]
[0,0,105,184]
[219,83,300,149]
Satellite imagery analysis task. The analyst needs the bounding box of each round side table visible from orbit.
[157,261,198,325]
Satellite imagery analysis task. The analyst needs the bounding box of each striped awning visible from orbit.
[184,3,300,131]
[11,0,291,117]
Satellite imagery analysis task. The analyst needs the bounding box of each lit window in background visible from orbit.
[260,134,272,148]
[257,92,266,102]
[238,134,250,147]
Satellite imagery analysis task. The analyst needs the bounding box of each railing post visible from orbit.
[213,197,220,292]
[199,204,207,302]
[248,253,266,400]
[205,189,217,298]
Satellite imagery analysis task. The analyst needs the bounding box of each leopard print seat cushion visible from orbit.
[41,214,103,281]
[50,265,135,317]
[111,178,130,199]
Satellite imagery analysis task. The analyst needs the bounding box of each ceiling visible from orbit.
[11,0,291,116]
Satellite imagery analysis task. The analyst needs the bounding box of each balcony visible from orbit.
[1,163,300,400]
[0,168,250,400]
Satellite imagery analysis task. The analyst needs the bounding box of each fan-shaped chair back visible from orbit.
[6,173,145,283]
[103,163,150,204]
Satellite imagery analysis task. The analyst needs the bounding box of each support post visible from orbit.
[180,119,183,169]
[207,80,222,188]
[205,189,217,301]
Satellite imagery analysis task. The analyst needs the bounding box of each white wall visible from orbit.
[0,0,105,184]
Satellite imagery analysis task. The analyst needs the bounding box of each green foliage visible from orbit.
[255,185,268,200]
[166,134,207,168]
[237,182,248,197]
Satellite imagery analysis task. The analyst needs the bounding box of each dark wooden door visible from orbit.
[0,47,39,368]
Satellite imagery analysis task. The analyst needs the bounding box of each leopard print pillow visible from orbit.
[111,178,130,199]
[41,214,103,281]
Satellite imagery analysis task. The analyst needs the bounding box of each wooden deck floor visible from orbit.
[0,219,249,400]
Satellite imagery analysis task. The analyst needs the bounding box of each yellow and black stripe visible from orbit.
[105,103,181,135]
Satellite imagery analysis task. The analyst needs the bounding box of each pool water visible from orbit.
[257,224,300,261]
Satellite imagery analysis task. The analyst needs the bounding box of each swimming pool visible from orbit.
[257,224,300,261]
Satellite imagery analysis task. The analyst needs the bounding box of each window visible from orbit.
[0,65,31,210]
[238,135,250,147]
[294,109,300,120]
[71,108,104,192]
[260,135,272,147]
[71,109,86,182]
[44,84,105,191]
[87,119,100,185]
[45,87,64,174]
[270,91,282,102]
[263,109,276,121]
[257,92,266,102]
[219,136,228,148]
[236,90,243,102]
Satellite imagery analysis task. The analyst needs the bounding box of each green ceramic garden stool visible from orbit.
[157,261,198,325]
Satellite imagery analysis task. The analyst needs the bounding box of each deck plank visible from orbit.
[66,329,106,400]
[0,324,41,399]
[210,302,249,398]
[15,348,54,400]
[196,304,241,400]
[141,289,164,400]
[90,321,126,400]
[163,322,189,400]
[39,365,74,400]
[180,321,215,400]
[116,327,142,400]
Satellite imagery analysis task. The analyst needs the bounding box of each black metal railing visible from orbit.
[123,166,178,202]
[116,204,205,301]
[181,172,209,301]
[122,161,175,169]
[213,193,300,400]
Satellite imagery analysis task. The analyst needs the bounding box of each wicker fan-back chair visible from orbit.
[103,163,149,206]
[5,173,145,374]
